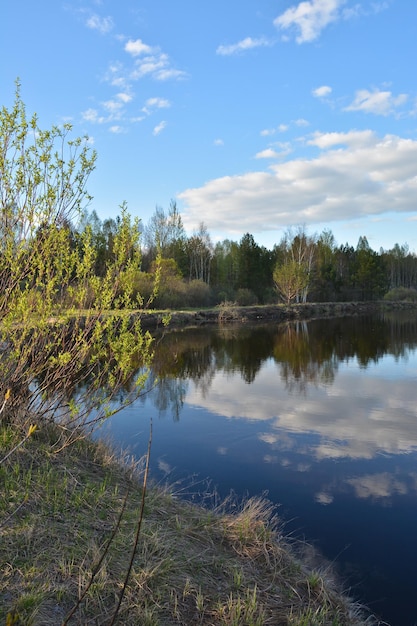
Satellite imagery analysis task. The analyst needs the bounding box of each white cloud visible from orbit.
[261,128,276,137]
[214,139,224,146]
[312,85,332,98]
[255,148,280,159]
[274,0,346,43]
[261,120,309,138]
[345,88,408,116]
[82,105,123,126]
[295,118,310,127]
[255,143,292,159]
[153,121,167,136]
[130,115,146,123]
[307,129,375,149]
[86,14,113,34]
[102,99,123,113]
[179,130,417,237]
[216,37,271,56]
[131,55,165,78]
[104,62,128,88]
[142,97,171,114]
[130,54,187,82]
[81,32,186,135]
[125,38,154,56]
[82,108,105,124]
[116,92,133,104]
[155,68,187,81]
[261,124,289,137]
[109,125,125,134]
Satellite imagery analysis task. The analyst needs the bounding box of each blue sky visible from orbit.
[2,0,417,251]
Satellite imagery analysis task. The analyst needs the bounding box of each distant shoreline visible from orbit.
[140,299,417,331]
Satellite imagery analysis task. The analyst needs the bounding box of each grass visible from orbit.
[0,423,378,625]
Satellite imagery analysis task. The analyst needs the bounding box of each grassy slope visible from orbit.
[0,423,376,626]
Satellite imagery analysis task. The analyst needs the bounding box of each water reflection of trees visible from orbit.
[148,313,417,419]
[153,329,216,397]
[212,326,277,384]
[141,371,187,421]
[273,321,338,393]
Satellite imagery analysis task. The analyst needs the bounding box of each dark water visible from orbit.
[100,312,417,626]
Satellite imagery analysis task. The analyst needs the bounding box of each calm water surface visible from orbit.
[100,312,417,626]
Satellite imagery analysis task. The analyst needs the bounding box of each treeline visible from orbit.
[76,200,417,308]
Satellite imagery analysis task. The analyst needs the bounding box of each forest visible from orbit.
[78,200,417,309]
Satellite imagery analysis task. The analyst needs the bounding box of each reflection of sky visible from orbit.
[185,354,417,460]
[100,324,417,626]
[347,352,417,380]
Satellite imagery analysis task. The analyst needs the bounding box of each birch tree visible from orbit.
[187,222,213,283]
[274,226,316,303]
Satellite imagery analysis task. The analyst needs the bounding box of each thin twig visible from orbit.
[0,388,10,418]
[62,486,131,625]
[0,497,28,529]
[0,424,37,465]
[109,419,152,626]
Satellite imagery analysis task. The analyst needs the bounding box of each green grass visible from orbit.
[0,423,377,625]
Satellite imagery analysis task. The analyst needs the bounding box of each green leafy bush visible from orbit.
[383,287,417,301]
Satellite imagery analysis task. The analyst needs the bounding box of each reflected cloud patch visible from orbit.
[184,346,417,461]
[315,492,334,505]
[263,454,279,464]
[347,473,409,500]
[157,459,172,475]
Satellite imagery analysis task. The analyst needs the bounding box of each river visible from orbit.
[99,311,417,626]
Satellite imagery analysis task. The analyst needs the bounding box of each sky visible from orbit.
[2,0,417,252]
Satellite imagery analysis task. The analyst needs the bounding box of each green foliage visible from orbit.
[184,279,212,307]
[235,288,258,306]
[384,287,417,301]
[143,200,188,274]
[237,233,273,302]
[352,238,388,300]
[0,83,156,437]
[273,259,309,304]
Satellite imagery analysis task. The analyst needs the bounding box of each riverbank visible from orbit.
[1,422,378,625]
[140,299,417,330]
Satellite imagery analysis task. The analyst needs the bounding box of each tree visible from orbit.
[187,222,213,283]
[77,210,120,276]
[381,243,417,292]
[236,233,273,303]
[210,239,240,299]
[313,229,340,301]
[143,200,187,273]
[273,259,308,304]
[0,83,156,441]
[353,236,388,300]
[275,226,316,303]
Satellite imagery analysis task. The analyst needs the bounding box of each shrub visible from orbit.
[184,280,212,307]
[154,279,186,309]
[131,271,155,306]
[384,287,417,302]
[235,288,258,306]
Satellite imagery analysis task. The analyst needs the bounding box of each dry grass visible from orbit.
[0,423,378,625]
